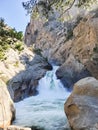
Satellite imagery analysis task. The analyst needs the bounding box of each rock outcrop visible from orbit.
[0,79,15,129]
[0,47,33,83]
[55,14,98,88]
[0,46,35,102]
[71,15,98,79]
[56,54,91,89]
[64,77,98,130]
[25,11,98,88]
[8,54,52,102]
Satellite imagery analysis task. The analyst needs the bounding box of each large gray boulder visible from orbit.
[0,79,15,129]
[64,77,98,130]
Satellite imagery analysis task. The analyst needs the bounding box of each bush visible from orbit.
[33,48,42,56]
[0,18,5,27]
[14,61,19,67]
[15,42,24,51]
[8,29,23,41]
[0,18,23,41]
[0,17,24,60]
[0,51,5,60]
[66,29,73,41]
[93,44,98,53]
[16,31,23,41]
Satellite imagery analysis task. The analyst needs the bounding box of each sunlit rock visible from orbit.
[65,77,98,130]
[0,79,15,129]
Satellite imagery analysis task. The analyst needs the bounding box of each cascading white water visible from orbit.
[14,66,70,130]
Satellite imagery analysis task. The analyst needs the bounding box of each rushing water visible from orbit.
[14,66,70,130]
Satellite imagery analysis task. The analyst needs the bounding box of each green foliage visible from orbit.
[22,0,98,19]
[16,31,23,41]
[15,42,24,51]
[33,48,42,56]
[0,51,5,60]
[14,61,19,67]
[0,18,23,41]
[66,28,73,41]
[0,18,24,60]
[8,29,23,41]
[93,44,98,53]
[6,80,10,85]
[0,37,10,60]
[0,18,5,27]
[76,0,97,8]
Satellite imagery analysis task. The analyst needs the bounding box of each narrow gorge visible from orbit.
[0,0,98,130]
[13,66,70,130]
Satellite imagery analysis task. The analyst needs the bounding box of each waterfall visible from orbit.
[13,66,70,130]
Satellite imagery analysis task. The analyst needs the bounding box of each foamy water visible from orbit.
[14,66,70,130]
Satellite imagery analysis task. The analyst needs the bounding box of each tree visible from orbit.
[0,18,5,27]
[16,31,23,41]
[22,0,97,16]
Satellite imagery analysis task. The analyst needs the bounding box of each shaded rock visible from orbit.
[7,125,31,130]
[64,77,98,130]
[8,55,52,102]
[0,79,15,129]
[56,55,91,89]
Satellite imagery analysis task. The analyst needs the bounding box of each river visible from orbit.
[13,66,70,130]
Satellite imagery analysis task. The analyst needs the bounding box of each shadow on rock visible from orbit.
[8,54,52,102]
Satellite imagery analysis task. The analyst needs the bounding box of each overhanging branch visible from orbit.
[59,0,76,18]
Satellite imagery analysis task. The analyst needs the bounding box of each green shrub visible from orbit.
[0,18,5,27]
[66,29,73,41]
[15,42,24,51]
[16,31,23,41]
[8,29,23,41]
[6,80,10,85]
[33,48,42,56]
[0,17,24,61]
[93,44,98,53]
[14,61,19,67]
[0,51,5,60]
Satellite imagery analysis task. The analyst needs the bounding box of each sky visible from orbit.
[0,0,30,32]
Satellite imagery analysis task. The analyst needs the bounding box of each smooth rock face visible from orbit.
[0,80,15,129]
[7,125,31,130]
[72,17,98,79]
[64,77,98,130]
[56,55,91,89]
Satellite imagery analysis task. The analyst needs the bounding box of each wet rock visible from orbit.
[64,77,98,130]
[7,125,31,130]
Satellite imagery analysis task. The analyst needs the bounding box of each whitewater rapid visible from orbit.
[13,66,70,130]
